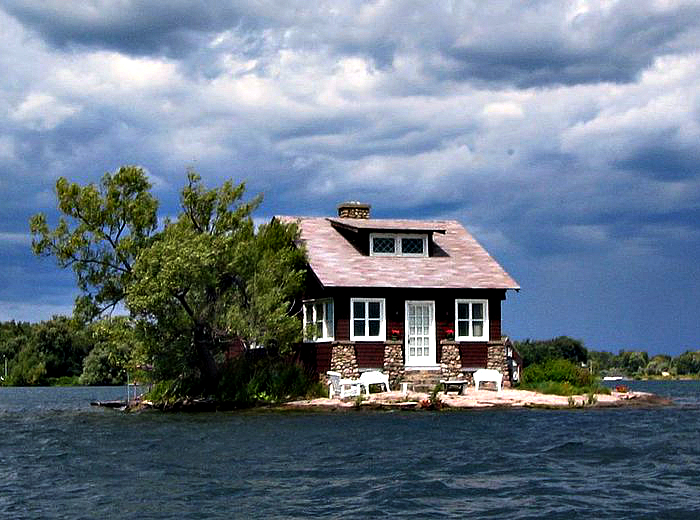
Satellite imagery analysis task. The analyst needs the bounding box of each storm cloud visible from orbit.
[1,0,699,354]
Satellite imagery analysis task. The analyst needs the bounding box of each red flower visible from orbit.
[445,328,454,335]
[391,329,401,335]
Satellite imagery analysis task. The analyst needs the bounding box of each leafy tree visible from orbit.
[79,317,138,385]
[33,316,90,379]
[617,350,649,376]
[645,354,672,376]
[8,344,46,386]
[674,350,700,375]
[32,167,306,396]
[30,166,158,320]
[0,321,32,383]
[126,172,306,393]
[514,336,588,368]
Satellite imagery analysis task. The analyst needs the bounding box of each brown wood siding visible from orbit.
[314,342,333,373]
[355,343,385,368]
[294,342,333,374]
[489,296,502,341]
[459,343,488,367]
[300,287,506,367]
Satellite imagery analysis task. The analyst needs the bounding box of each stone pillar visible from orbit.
[383,341,404,387]
[329,341,359,380]
[487,341,511,387]
[440,341,462,380]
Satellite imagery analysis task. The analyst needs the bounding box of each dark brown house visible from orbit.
[278,202,520,389]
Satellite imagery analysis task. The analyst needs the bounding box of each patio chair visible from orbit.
[359,371,390,396]
[473,368,502,392]
[326,371,361,398]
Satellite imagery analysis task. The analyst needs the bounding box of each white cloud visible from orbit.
[11,92,79,130]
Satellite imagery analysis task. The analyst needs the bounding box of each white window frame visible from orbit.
[303,298,334,342]
[350,298,386,341]
[455,299,489,342]
[369,233,428,257]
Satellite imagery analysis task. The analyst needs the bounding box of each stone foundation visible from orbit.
[487,341,512,387]
[328,341,359,381]
[439,341,463,380]
[322,339,512,388]
[383,341,404,387]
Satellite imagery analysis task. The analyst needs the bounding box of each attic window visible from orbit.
[370,233,427,257]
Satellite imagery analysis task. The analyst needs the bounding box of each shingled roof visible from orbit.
[277,216,519,290]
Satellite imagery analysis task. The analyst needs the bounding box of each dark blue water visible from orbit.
[1,381,699,519]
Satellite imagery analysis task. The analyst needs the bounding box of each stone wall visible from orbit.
[487,341,512,387]
[322,339,513,389]
[328,341,359,380]
[440,341,463,380]
[383,341,404,386]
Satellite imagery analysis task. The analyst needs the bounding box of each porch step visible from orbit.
[401,370,443,393]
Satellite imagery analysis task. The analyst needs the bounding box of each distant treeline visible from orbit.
[514,336,700,378]
[0,316,135,386]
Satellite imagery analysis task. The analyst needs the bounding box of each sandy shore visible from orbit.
[284,388,671,410]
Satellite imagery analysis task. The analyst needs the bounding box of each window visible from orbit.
[303,299,334,342]
[372,236,395,254]
[350,298,386,341]
[455,300,489,341]
[370,233,427,257]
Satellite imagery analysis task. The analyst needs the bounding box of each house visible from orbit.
[278,201,520,390]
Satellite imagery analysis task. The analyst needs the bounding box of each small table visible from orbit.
[440,379,469,395]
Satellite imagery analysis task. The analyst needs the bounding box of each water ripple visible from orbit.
[1,382,700,518]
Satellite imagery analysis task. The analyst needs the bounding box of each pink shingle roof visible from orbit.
[277,216,520,290]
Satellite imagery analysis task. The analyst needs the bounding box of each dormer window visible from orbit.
[370,233,428,257]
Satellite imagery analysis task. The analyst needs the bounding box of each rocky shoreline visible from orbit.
[282,388,672,411]
[96,387,672,412]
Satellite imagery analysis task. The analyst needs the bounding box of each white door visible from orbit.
[405,301,436,366]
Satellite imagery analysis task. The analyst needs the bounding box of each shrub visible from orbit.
[521,358,609,396]
[217,355,323,407]
[523,358,593,387]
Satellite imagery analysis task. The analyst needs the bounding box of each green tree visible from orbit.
[9,343,46,386]
[126,172,306,393]
[33,316,90,380]
[617,350,649,376]
[30,166,158,320]
[645,354,672,376]
[32,168,306,396]
[514,336,588,368]
[79,316,138,385]
[674,350,700,375]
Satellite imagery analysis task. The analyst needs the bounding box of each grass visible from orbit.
[519,380,611,396]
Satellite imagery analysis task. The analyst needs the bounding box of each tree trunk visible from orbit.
[193,323,220,394]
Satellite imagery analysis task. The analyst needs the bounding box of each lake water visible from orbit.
[1,381,699,519]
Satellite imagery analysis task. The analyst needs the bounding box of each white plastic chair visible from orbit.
[326,371,361,398]
[473,369,502,391]
[359,371,390,396]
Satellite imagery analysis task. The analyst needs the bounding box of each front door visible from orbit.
[405,301,436,367]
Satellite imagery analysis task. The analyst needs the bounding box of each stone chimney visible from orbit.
[337,201,371,219]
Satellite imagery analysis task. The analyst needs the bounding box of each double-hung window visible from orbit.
[455,300,489,341]
[350,298,386,341]
[303,299,334,342]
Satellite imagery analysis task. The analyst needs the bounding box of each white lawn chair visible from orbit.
[473,368,502,391]
[359,371,390,396]
[326,371,361,398]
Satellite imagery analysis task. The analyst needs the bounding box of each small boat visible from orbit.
[603,376,623,381]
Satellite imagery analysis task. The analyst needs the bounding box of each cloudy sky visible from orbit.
[1,0,699,355]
